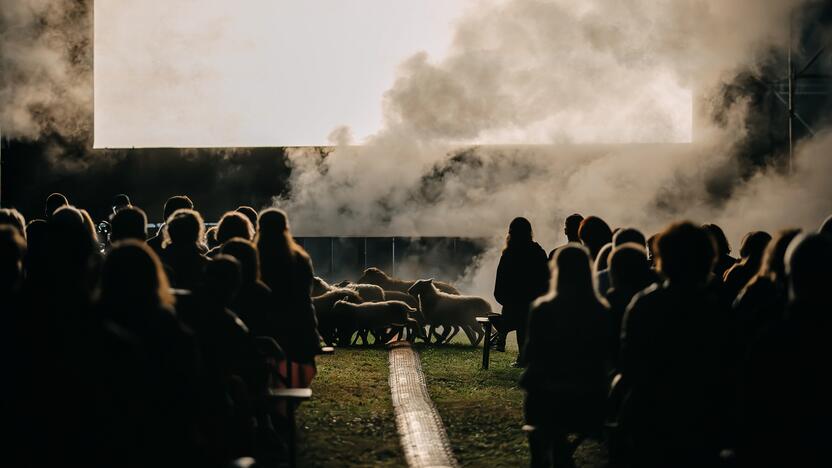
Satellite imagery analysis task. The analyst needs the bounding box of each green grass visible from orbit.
[297,347,404,467]
[417,333,529,467]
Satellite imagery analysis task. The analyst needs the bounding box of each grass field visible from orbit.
[296,333,605,467]
[296,347,404,467]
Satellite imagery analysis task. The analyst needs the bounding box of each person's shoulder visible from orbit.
[531,241,547,258]
[627,282,664,312]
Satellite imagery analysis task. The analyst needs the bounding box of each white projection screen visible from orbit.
[93,0,468,148]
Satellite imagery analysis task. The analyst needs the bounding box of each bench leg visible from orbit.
[482,321,492,369]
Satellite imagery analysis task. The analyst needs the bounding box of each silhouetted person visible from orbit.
[0,225,26,298]
[44,192,68,219]
[23,219,48,283]
[733,229,801,349]
[578,216,613,261]
[493,217,550,366]
[208,211,254,257]
[703,223,737,279]
[820,214,832,237]
[111,193,131,213]
[605,244,654,370]
[0,208,27,238]
[612,227,646,248]
[620,222,735,467]
[521,245,610,468]
[160,209,209,290]
[740,234,832,467]
[222,238,279,339]
[256,208,320,386]
[548,213,583,259]
[723,231,772,302]
[177,255,265,392]
[594,242,614,296]
[147,195,194,254]
[236,206,259,228]
[108,205,148,243]
[97,240,202,465]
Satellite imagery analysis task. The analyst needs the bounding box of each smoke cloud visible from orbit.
[275,0,831,298]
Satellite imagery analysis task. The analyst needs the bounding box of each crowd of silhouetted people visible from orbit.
[494,213,832,467]
[2,193,832,468]
[1,194,321,467]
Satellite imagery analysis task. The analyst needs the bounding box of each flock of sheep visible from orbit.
[312,267,493,347]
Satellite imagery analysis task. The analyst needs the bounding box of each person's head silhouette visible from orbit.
[578,216,613,259]
[820,215,832,237]
[204,255,242,305]
[609,244,651,291]
[112,194,132,214]
[216,211,254,244]
[110,206,148,243]
[757,229,801,283]
[162,195,194,224]
[45,193,69,219]
[163,209,205,248]
[785,234,832,305]
[564,214,584,243]
[613,227,645,248]
[0,225,27,293]
[235,206,259,229]
[702,224,731,257]
[221,238,260,284]
[100,240,173,309]
[0,208,26,237]
[655,222,715,286]
[552,244,595,299]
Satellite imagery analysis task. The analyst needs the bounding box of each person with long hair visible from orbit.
[161,209,209,290]
[493,217,550,366]
[521,244,611,467]
[256,208,320,387]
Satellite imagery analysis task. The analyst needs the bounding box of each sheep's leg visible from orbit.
[428,325,439,344]
[435,326,452,344]
[460,324,478,346]
[446,326,461,343]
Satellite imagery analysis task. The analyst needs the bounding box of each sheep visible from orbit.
[312,276,332,296]
[313,288,363,345]
[407,279,491,346]
[333,280,386,302]
[332,300,425,346]
[358,267,460,295]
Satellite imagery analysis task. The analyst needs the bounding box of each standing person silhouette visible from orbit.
[493,217,549,367]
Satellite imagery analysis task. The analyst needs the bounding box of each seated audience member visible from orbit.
[236,206,259,228]
[620,222,735,467]
[605,244,654,369]
[177,255,266,400]
[208,211,255,256]
[206,226,220,250]
[161,209,209,290]
[733,229,801,348]
[723,231,772,302]
[23,219,48,283]
[521,245,611,468]
[109,205,148,243]
[221,238,279,339]
[612,227,646,249]
[0,225,27,298]
[703,224,737,279]
[492,217,550,364]
[147,195,194,254]
[820,214,832,237]
[44,192,68,219]
[257,208,321,386]
[578,216,613,261]
[594,242,614,296]
[740,234,832,467]
[0,208,27,238]
[112,193,132,213]
[97,240,202,465]
[548,213,584,259]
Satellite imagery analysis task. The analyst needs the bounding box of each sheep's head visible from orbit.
[335,280,351,288]
[359,267,387,284]
[312,276,331,296]
[407,278,435,298]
